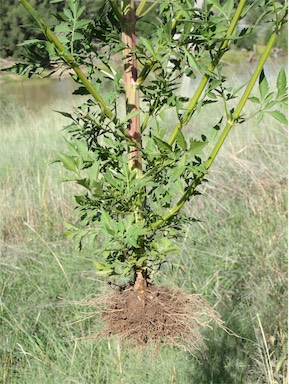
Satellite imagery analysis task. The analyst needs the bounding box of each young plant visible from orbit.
[14,0,287,349]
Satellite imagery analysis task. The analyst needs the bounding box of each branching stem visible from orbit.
[150,27,280,231]
[167,0,247,145]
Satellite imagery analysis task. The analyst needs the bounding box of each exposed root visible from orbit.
[89,284,223,355]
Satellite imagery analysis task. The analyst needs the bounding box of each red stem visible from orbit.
[122,1,141,172]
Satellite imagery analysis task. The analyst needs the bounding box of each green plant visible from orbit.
[12,0,287,348]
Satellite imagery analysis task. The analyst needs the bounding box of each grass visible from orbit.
[0,69,287,383]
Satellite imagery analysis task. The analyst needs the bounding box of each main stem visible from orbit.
[122,1,141,176]
[122,1,146,293]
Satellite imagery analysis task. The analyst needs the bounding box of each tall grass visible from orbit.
[0,73,287,383]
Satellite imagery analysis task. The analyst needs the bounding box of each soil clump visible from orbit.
[99,283,222,353]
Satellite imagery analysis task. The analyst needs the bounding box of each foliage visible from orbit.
[0,0,103,58]
[11,0,288,284]
[0,98,287,382]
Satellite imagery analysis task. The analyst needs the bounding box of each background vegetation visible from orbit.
[0,62,287,381]
[0,0,287,59]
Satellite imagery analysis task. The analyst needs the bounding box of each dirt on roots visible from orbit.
[93,284,222,354]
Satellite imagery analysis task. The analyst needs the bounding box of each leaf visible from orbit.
[63,7,73,20]
[249,96,260,104]
[54,110,73,119]
[76,6,87,20]
[189,139,208,155]
[123,110,141,123]
[17,39,44,46]
[93,261,113,276]
[153,137,172,152]
[183,47,199,71]
[176,130,187,150]
[56,153,78,173]
[277,68,287,97]
[100,211,115,236]
[72,87,89,95]
[259,69,269,101]
[136,256,148,267]
[54,22,71,33]
[170,154,187,181]
[139,37,155,55]
[87,160,100,182]
[267,110,288,124]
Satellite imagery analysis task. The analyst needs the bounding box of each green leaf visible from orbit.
[176,130,187,150]
[56,153,78,173]
[249,96,260,104]
[123,110,141,123]
[183,47,199,72]
[153,137,172,152]
[93,261,113,276]
[54,22,71,33]
[267,110,288,124]
[87,160,100,182]
[17,39,44,46]
[189,139,208,155]
[259,69,269,101]
[170,154,187,182]
[136,256,148,267]
[100,211,115,236]
[63,7,73,20]
[277,68,287,97]
[140,37,155,55]
[54,110,73,119]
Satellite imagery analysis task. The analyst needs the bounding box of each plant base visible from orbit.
[98,284,222,354]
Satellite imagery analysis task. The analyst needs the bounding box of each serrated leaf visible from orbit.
[54,22,71,33]
[189,139,208,155]
[267,110,288,124]
[277,68,287,97]
[176,130,187,150]
[76,7,87,20]
[63,7,73,20]
[153,137,172,152]
[170,155,187,182]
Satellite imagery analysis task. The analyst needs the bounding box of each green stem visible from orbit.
[205,30,278,170]
[19,0,114,121]
[138,1,160,18]
[136,0,148,16]
[150,28,279,231]
[167,0,247,146]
